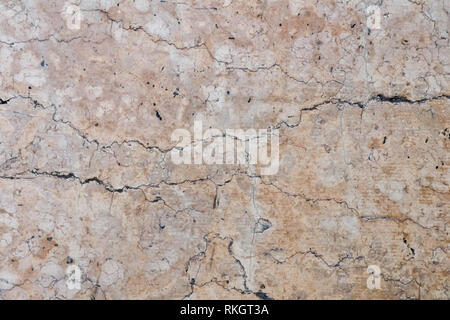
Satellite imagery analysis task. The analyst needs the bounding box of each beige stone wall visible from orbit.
[0,0,448,299]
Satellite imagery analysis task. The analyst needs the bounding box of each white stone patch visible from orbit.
[319,161,346,186]
[0,47,14,74]
[0,114,14,136]
[87,0,118,11]
[339,216,361,240]
[202,85,227,111]
[431,181,448,194]
[144,12,175,39]
[0,2,26,27]
[13,52,47,87]
[86,85,104,100]
[40,262,64,282]
[0,270,19,290]
[223,0,233,7]
[214,45,233,64]
[134,0,150,12]
[169,49,196,75]
[0,191,17,215]
[14,68,46,87]
[0,232,12,248]
[99,260,125,287]
[0,213,18,229]
[96,100,115,117]
[376,180,406,202]
[12,242,29,259]
[37,213,55,234]
[112,22,126,43]
[288,0,304,15]
[292,36,315,62]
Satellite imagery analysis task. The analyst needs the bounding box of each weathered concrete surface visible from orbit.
[0,0,448,299]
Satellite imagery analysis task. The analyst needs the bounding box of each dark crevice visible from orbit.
[373,94,450,104]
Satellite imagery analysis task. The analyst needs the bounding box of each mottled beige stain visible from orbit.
[0,0,448,300]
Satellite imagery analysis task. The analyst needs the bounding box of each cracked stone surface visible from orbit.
[0,0,448,300]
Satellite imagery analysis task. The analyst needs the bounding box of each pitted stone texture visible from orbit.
[0,0,448,299]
